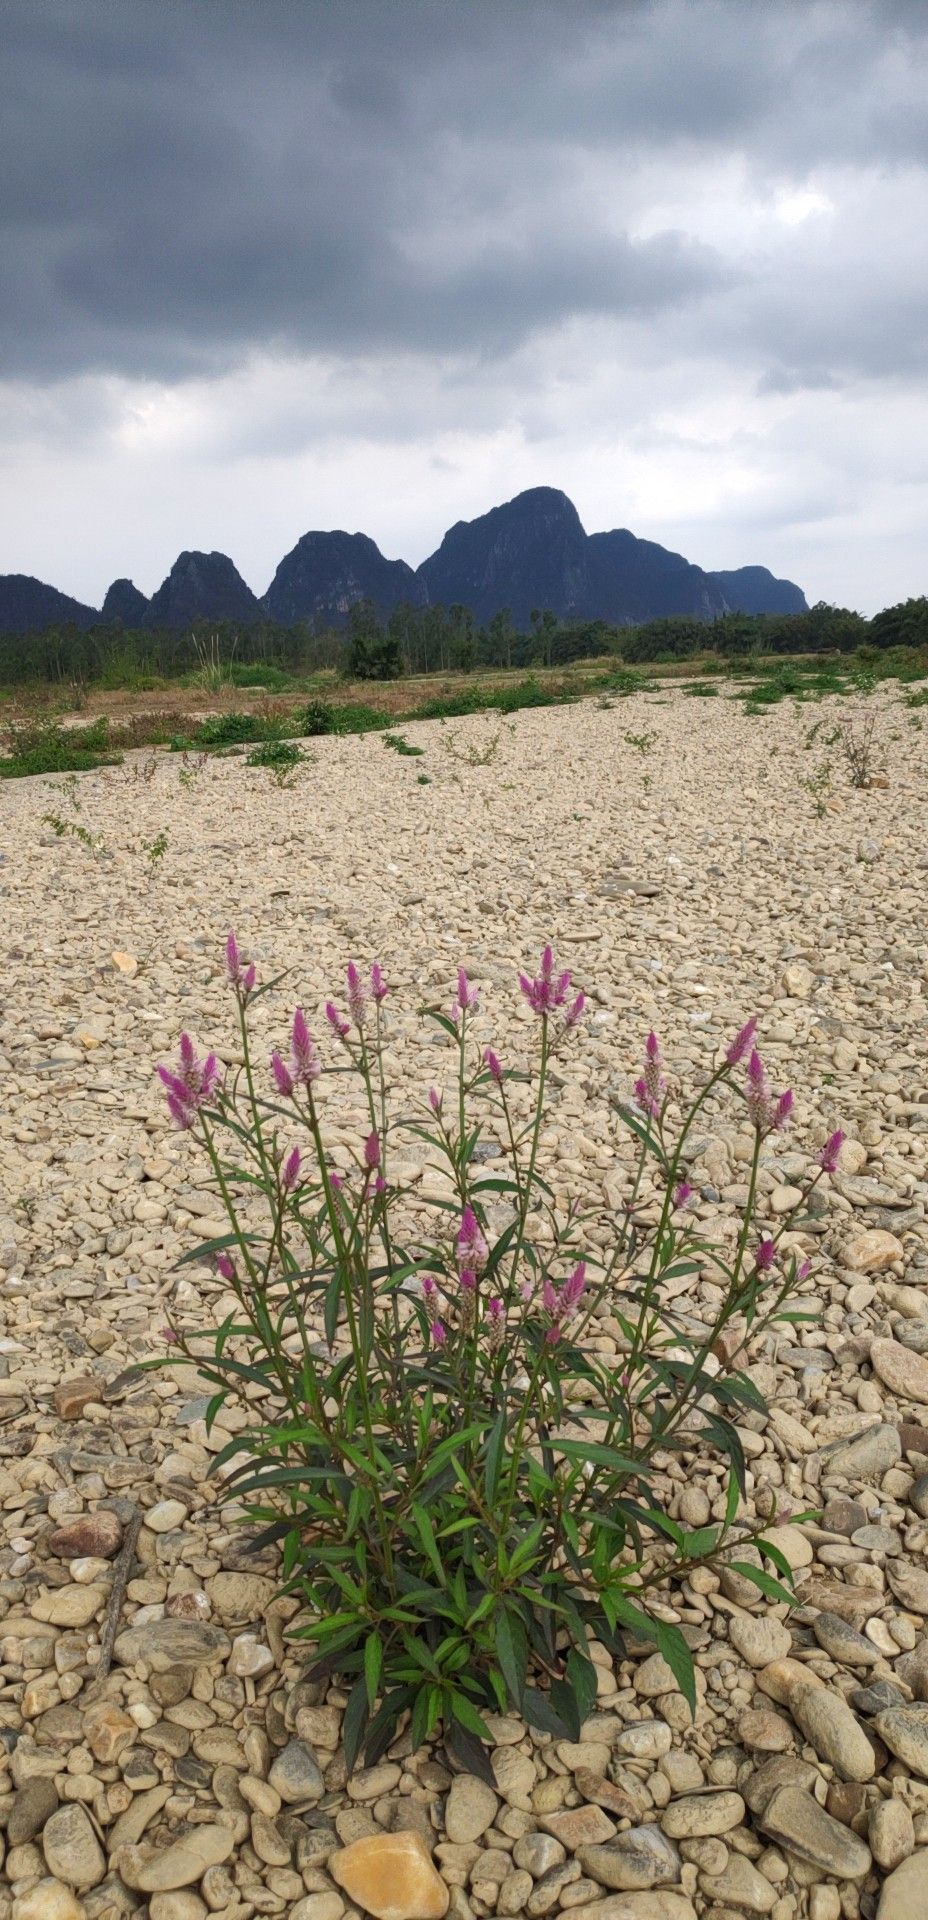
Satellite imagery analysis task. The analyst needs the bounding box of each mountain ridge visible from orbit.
[0,489,808,634]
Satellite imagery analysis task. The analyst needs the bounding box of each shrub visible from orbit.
[156,937,839,1779]
[0,716,119,778]
[246,739,304,769]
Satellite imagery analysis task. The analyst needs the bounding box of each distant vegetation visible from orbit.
[0,592,926,691]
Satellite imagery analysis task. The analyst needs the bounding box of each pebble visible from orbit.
[330,1830,450,1920]
[41,1803,106,1889]
[729,1615,793,1668]
[268,1737,325,1803]
[877,1850,928,1920]
[118,1822,235,1891]
[444,1774,499,1843]
[759,1784,872,1878]
[869,1797,916,1871]
[874,1706,928,1779]
[788,1682,877,1781]
[661,1792,745,1839]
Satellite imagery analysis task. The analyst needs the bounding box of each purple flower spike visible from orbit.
[459,1268,477,1294]
[242,962,256,994]
[162,1325,179,1345]
[564,991,585,1030]
[158,1035,222,1128]
[560,1261,587,1312]
[756,1237,776,1271]
[325,1001,350,1042]
[456,1204,489,1274]
[773,1089,794,1131]
[818,1129,845,1174]
[483,1048,503,1082]
[428,1086,442,1113]
[271,1051,294,1098]
[370,962,389,1004]
[519,944,573,1018]
[225,931,240,983]
[456,967,480,1014]
[290,1008,321,1086]
[364,1131,381,1170]
[673,1180,693,1210]
[542,1276,559,1314]
[282,1146,301,1193]
[796,1258,812,1281]
[431,1319,447,1347]
[215,1252,236,1282]
[726,1015,758,1067]
[346,961,368,1027]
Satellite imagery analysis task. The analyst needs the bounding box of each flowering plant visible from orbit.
[156,933,840,1779]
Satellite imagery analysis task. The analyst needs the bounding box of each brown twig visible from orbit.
[95,1505,142,1681]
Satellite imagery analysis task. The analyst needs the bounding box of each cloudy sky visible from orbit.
[3,0,927,613]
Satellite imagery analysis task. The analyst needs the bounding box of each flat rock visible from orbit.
[577,1828,681,1890]
[444,1773,498,1844]
[788,1683,875,1781]
[42,1803,106,1889]
[118,1823,235,1891]
[53,1375,104,1418]
[758,1784,872,1878]
[823,1425,902,1481]
[844,1230,904,1273]
[874,1705,928,1780]
[871,1339,928,1403]
[795,1579,886,1627]
[869,1798,916,1872]
[114,1618,231,1670]
[697,1850,776,1913]
[887,1562,928,1613]
[267,1738,325,1805]
[729,1615,793,1668]
[660,1792,745,1839]
[13,1883,87,1920]
[553,1899,696,1920]
[812,1611,883,1667]
[48,1509,122,1559]
[877,1850,928,1920]
[330,1830,450,1920]
[542,1805,618,1849]
[8,1777,59,1844]
[31,1584,108,1627]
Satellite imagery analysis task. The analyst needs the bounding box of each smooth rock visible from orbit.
[444,1774,499,1844]
[874,1705,928,1780]
[729,1616,793,1668]
[12,1883,86,1920]
[844,1231,905,1273]
[31,1584,108,1627]
[877,1850,928,1920]
[697,1851,777,1913]
[871,1338,928,1403]
[824,1425,902,1480]
[48,1510,122,1559]
[887,1562,928,1614]
[144,1500,188,1533]
[268,1738,325,1804]
[53,1376,104,1419]
[7,1777,59,1844]
[118,1823,235,1891]
[812,1611,883,1667]
[869,1798,916,1871]
[42,1804,106,1890]
[789,1683,875,1781]
[661,1792,745,1839]
[541,1805,617,1849]
[329,1831,450,1920]
[759,1785,872,1879]
[577,1828,681,1890]
[114,1618,231,1670]
[551,1899,696,1920]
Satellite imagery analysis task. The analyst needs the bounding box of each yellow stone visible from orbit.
[112,951,138,975]
[329,1830,449,1920]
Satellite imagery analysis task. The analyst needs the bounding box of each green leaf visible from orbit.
[494,1610,528,1708]
[522,1685,573,1739]
[565,1647,598,1725]
[444,1718,497,1787]
[323,1271,341,1348]
[555,1438,640,1475]
[652,1619,696,1716]
[342,1673,370,1773]
[755,1536,796,1584]
[549,1678,581,1741]
[411,1504,446,1587]
[447,1690,492,1740]
[484,1410,507,1506]
[364,1632,383,1710]
[728,1559,796,1606]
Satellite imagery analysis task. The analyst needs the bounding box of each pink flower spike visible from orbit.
[542,1276,559,1314]
[428,1086,442,1113]
[796,1258,812,1282]
[165,1091,195,1130]
[242,962,256,994]
[756,1237,776,1271]
[773,1089,794,1131]
[483,1047,503,1082]
[818,1128,845,1174]
[290,1008,320,1085]
[215,1252,236,1282]
[271,1051,294,1098]
[564,991,585,1030]
[282,1146,301,1193]
[544,1325,561,1346]
[673,1180,693,1210]
[518,944,572,1017]
[225,931,240,984]
[431,1319,447,1346]
[161,1325,179,1344]
[346,961,367,1027]
[646,1031,661,1062]
[456,967,480,1013]
[487,1297,502,1321]
[364,1131,381,1170]
[459,1268,476,1293]
[370,962,388,1004]
[158,1035,222,1126]
[325,1001,350,1042]
[456,1204,489,1273]
[561,1261,586,1312]
[726,1015,758,1067]
[374,1174,386,1195]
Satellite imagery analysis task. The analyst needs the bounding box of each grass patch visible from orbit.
[0,717,121,778]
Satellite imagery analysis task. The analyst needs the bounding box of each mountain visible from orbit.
[263,530,425,626]
[143,551,261,628]
[102,578,150,624]
[414,488,794,627]
[416,488,591,628]
[588,528,727,623]
[708,566,808,616]
[0,574,99,635]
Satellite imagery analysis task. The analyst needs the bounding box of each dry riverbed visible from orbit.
[0,686,927,1920]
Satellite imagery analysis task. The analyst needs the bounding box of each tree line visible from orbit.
[1,594,925,687]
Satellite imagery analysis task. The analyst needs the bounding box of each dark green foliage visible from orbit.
[0,716,119,778]
[246,739,304,769]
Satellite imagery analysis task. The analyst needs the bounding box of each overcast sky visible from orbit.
[2,0,926,613]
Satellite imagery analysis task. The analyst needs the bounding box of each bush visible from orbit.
[0,716,119,778]
[246,739,304,769]
[156,938,838,1778]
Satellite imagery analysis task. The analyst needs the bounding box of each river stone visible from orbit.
[874,1705,928,1779]
[758,1785,872,1878]
[13,1883,86,1920]
[577,1828,681,1890]
[887,1562,928,1613]
[869,1798,916,1871]
[30,1584,108,1628]
[661,1792,745,1839]
[7,1777,59,1844]
[812,1612,883,1667]
[696,1851,776,1913]
[541,1805,617,1849]
[444,1774,499,1843]
[824,1426,901,1481]
[329,1831,450,1920]
[114,1619,231,1670]
[118,1823,235,1891]
[877,1851,928,1920]
[729,1616,793,1668]
[48,1509,122,1559]
[871,1339,928,1402]
[788,1684,876,1781]
[267,1739,325,1804]
[545,1899,696,1920]
[42,1803,106,1889]
[204,1570,276,1623]
[844,1230,904,1272]
[911,1474,928,1519]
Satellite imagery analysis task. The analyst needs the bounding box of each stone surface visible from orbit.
[729,1615,793,1668]
[660,1792,745,1839]
[874,1706,928,1779]
[869,1797,916,1871]
[53,1375,104,1418]
[877,1851,928,1920]
[12,1884,87,1920]
[48,1509,122,1559]
[42,1803,106,1889]
[788,1682,876,1780]
[268,1738,325,1804]
[577,1828,681,1890]
[114,1618,231,1669]
[844,1230,905,1272]
[329,1831,450,1920]
[118,1823,235,1891]
[758,1784,872,1878]
[444,1774,499,1843]
[871,1338,928,1403]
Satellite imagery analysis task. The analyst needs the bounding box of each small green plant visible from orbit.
[798,760,833,817]
[417,772,431,784]
[43,811,106,857]
[142,829,170,873]
[624,729,657,755]
[682,681,720,698]
[246,738,307,787]
[383,732,424,757]
[834,705,883,789]
[177,749,211,789]
[442,717,512,768]
[192,631,238,694]
[1,716,119,778]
